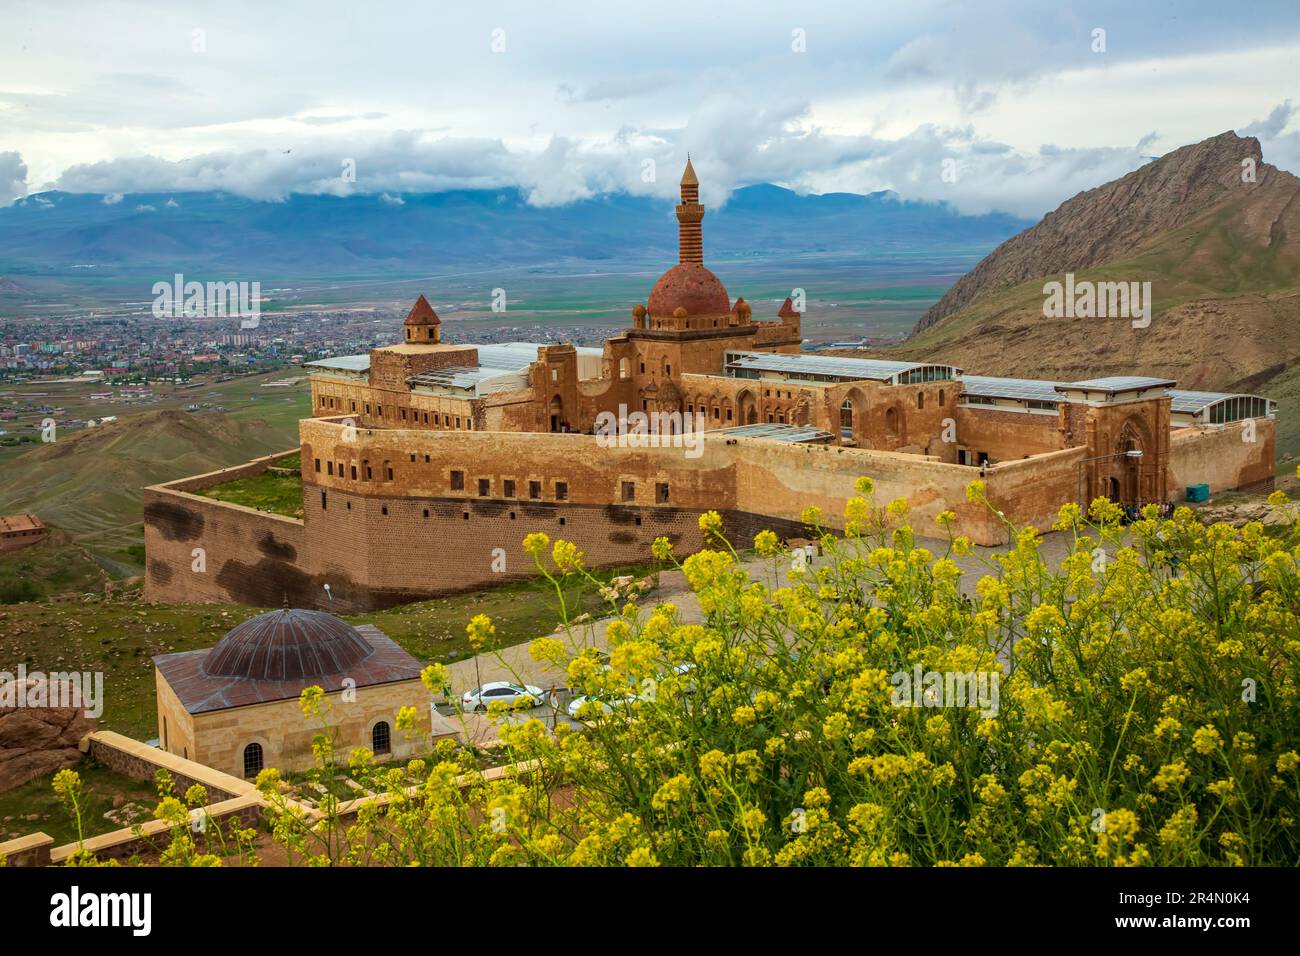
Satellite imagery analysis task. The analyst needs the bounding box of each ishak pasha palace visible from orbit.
[144,160,1278,615]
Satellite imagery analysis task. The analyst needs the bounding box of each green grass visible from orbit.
[0,374,308,576]
[352,562,658,663]
[194,470,304,519]
[0,761,158,846]
[0,563,658,742]
[0,535,108,603]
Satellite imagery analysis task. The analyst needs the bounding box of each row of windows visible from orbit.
[317,494,650,528]
[1208,396,1271,424]
[620,358,674,378]
[314,458,395,481]
[452,473,671,504]
[241,722,391,779]
[897,366,956,385]
[315,457,672,505]
[317,394,473,430]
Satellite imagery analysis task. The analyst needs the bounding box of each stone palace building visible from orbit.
[143,161,1277,611]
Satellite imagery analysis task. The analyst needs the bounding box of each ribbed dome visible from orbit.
[202,608,374,681]
[646,263,731,316]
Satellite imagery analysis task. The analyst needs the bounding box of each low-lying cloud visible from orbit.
[8,100,1294,221]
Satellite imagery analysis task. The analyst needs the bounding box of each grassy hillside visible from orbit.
[0,397,305,574]
[0,530,110,603]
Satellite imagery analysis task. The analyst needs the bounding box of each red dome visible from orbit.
[647,263,731,316]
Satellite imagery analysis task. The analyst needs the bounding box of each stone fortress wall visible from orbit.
[143,159,1279,613]
[144,412,1275,612]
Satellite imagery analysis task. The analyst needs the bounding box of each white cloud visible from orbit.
[0,151,26,205]
[1,1,1297,217]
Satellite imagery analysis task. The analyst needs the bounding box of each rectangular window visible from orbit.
[350,464,357,480]
[327,461,334,475]
[386,465,394,480]
[656,482,669,503]
[621,481,635,502]
[529,480,542,500]
[555,481,568,501]
[478,478,490,497]
[450,470,465,491]
[313,459,321,473]
[503,479,516,498]
[321,491,327,509]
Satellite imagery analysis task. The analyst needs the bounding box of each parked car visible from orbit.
[567,662,697,721]
[462,681,545,711]
[566,691,638,721]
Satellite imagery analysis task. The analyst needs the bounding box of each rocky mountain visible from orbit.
[845,131,1300,468]
[913,131,1293,334]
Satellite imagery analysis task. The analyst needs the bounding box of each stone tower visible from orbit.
[676,157,704,264]
[404,294,441,344]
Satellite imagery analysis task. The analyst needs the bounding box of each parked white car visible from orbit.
[566,692,638,721]
[462,681,545,711]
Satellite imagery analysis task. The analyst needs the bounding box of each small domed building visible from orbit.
[152,608,432,777]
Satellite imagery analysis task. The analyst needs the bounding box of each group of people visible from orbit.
[1119,500,1177,524]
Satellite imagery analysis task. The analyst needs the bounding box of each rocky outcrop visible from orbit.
[913,131,1288,334]
[0,679,97,792]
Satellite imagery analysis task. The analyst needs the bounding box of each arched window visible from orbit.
[242,743,263,779]
[372,721,391,755]
[885,407,898,437]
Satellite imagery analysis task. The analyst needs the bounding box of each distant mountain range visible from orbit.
[0,184,1032,277]
[841,130,1300,469]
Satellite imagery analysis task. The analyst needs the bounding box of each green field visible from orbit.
[0,563,654,742]
[0,372,308,576]
[0,534,109,603]
[0,761,158,846]
[195,469,304,519]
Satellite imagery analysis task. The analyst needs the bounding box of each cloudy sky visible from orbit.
[2,0,1299,217]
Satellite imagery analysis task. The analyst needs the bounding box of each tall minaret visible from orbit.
[676,157,704,264]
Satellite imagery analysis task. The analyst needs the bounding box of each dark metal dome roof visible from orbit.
[202,608,374,681]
